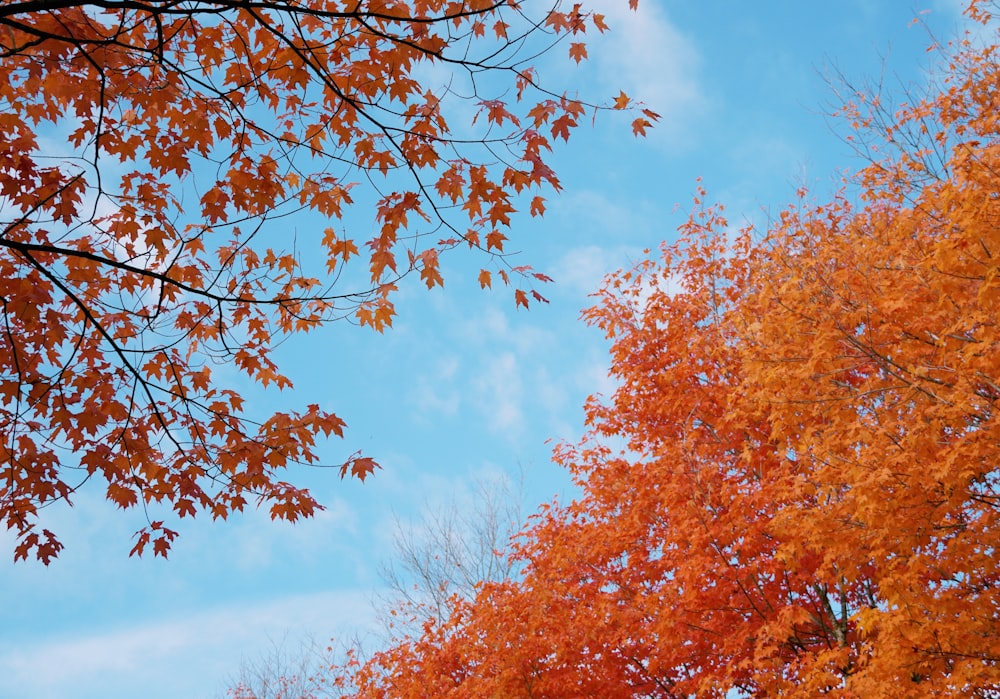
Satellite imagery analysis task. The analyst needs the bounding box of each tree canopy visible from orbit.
[0,0,654,562]
[330,3,1000,696]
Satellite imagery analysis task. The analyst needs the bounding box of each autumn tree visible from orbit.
[0,0,656,562]
[332,3,1000,697]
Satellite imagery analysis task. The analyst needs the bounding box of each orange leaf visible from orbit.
[632,117,653,137]
[486,230,506,252]
[340,455,380,482]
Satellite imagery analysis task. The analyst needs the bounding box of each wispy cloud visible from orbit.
[0,591,376,699]
[411,355,462,418]
[590,3,706,148]
[472,350,525,436]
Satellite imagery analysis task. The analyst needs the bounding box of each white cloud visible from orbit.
[590,3,706,147]
[411,355,462,418]
[458,304,555,357]
[550,242,648,301]
[473,351,524,436]
[0,590,376,699]
[209,495,361,572]
[577,355,619,403]
[553,244,615,297]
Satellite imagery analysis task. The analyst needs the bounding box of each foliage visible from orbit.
[0,0,654,562]
[332,4,1000,696]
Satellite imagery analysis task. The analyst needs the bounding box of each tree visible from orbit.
[226,635,337,699]
[225,470,527,699]
[376,469,525,627]
[333,3,1000,696]
[0,0,656,562]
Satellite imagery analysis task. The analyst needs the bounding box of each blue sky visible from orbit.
[0,2,975,697]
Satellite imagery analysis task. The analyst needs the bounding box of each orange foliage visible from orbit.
[334,4,1000,697]
[0,1,654,561]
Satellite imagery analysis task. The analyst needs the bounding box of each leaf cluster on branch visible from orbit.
[0,0,655,562]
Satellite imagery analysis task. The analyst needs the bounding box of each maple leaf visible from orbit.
[35,530,64,565]
[552,114,576,142]
[417,249,444,289]
[340,455,380,482]
[107,483,138,509]
[631,117,653,137]
[529,196,546,217]
[129,530,151,558]
[486,230,507,252]
[528,101,557,127]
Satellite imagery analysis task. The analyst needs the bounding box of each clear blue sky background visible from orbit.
[0,2,976,697]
